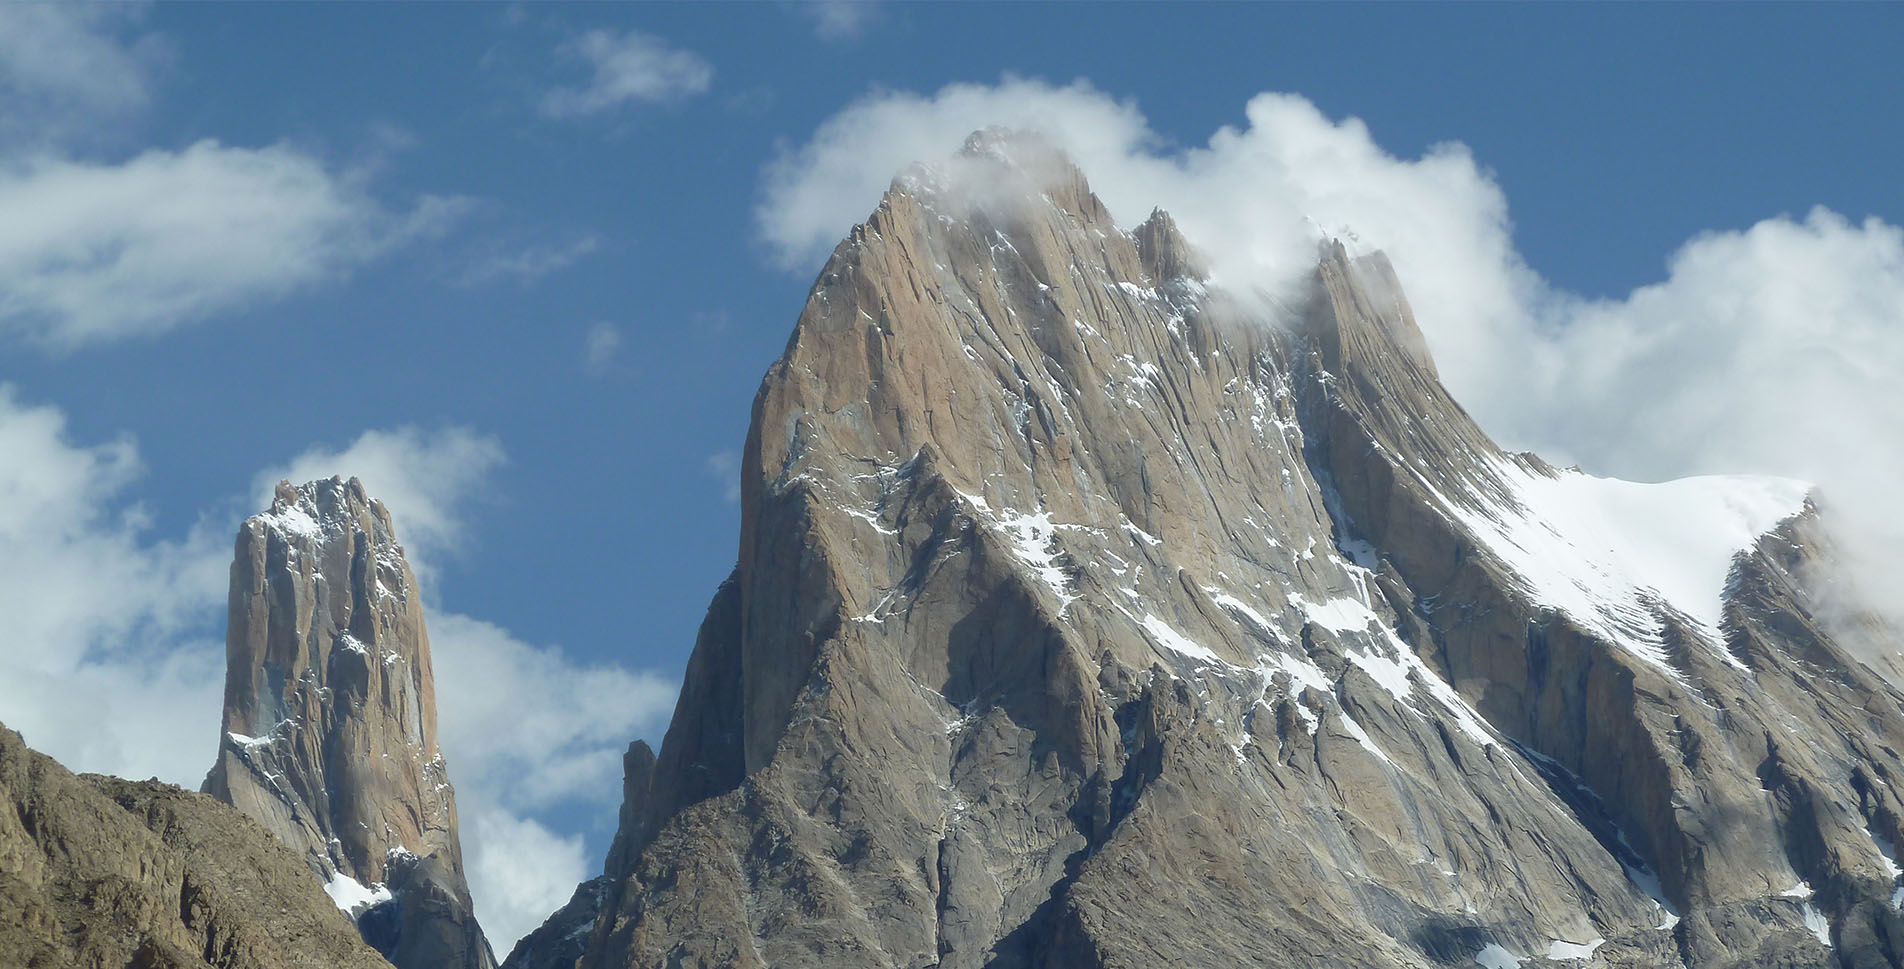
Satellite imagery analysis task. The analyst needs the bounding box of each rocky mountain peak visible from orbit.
[1132,207,1206,284]
[551,136,1902,969]
[205,475,493,969]
[879,127,1116,242]
[258,475,396,545]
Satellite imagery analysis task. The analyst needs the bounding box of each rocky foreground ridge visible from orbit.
[0,722,394,969]
[203,477,494,969]
[505,132,1904,969]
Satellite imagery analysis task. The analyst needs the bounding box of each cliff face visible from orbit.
[533,132,1904,969]
[0,722,394,969]
[203,477,494,969]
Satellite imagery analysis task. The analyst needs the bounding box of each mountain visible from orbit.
[0,722,394,969]
[525,131,1904,968]
[202,477,494,969]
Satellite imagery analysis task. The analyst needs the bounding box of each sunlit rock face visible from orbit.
[205,476,494,969]
[550,131,1904,969]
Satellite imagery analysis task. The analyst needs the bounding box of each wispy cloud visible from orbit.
[584,322,622,375]
[705,450,741,503]
[0,4,162,144]
[540,27,712,119]
[458,234,601,287]
[803,1,877,41]
[0,8,466,350]
[0,141,463,349]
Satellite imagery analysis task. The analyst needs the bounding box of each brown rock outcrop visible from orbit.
[0,721,394,969]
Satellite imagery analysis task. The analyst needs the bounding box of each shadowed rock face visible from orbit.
[203,477,494,969]
[529,131,1904,969]
[0,722,394,969]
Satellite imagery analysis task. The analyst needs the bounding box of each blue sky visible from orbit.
[2,1,1899,950]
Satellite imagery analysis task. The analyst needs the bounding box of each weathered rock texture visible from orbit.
[541,131,1904,968]
[0,722,394,969]
[203,477,494,969]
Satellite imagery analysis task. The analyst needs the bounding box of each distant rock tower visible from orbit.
[204,476,494,969]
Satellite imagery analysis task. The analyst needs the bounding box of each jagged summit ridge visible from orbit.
[206,475,494,969]
[540,134,1904,969]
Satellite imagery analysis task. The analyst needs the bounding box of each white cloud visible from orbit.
[0,141,464,349]
[432,613,677,951]
[757,78,1147,271]
[759,77,1904,637]
[757,79,1529,338]
[257,426,507,584]
[459,234,601,287]
[435,613,676,949]
[465,806,592,953]
[431,613,675,817]
[540,28,712,119]
[0,4,159,142]
[803,1,875,41]
[584,321,622,375]
[706,450,741,503]
[1488,209,1904,647]
[0,385,227,783]
[0,9,465,350]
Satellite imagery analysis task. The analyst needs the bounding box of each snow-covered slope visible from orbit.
[1421,453,1811,673]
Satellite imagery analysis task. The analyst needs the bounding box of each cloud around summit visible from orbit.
[756,76,1904,636]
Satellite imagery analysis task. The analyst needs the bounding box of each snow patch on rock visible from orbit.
[1545,938,1605,961]
[323,869,393,917]
[1419,455,1808,675]
[1473,943,1522,968]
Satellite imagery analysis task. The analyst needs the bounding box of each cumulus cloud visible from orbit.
[0,141,464,349]
[431,613,676,815]
[540,28,712,119]
[465,806,593,951]
[0,385,226,782]
[758,77,1904,637]
[756,79,1532,345]
[433,614,677,949]
[584,321,623,375]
